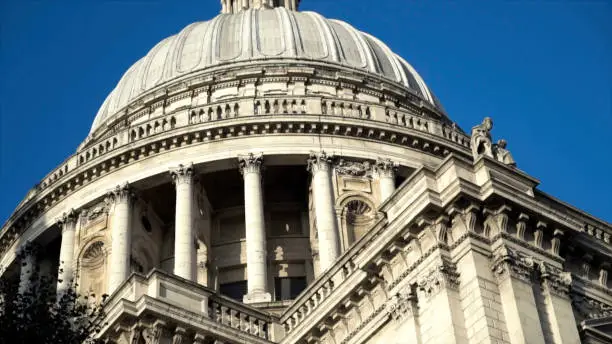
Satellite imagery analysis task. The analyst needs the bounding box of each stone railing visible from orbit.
[104,269,275,341]
[280,216,382,336]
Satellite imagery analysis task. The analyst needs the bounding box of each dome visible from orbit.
[91,7,441,134]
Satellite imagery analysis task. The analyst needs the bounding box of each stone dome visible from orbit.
[91,7,441,134]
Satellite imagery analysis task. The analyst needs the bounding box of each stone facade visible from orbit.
[1,1,611,343]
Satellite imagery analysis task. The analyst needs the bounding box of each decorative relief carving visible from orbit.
[238,152,264,175]
[572,294,612,320]
[170,163,195,185]
[307,151,334,173]
[335,159,372,177]
[417,261,460,298]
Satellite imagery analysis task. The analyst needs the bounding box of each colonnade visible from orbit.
[16,152,398,302]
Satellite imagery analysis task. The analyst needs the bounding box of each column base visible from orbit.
[243,291,272,304]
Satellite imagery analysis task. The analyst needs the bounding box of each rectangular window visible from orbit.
[274,276,307,301]
[270,210,303,236]
[220,281,247,301]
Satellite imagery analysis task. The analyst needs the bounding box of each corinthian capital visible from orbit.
[106,182,135,205]
[238,153,264,175]
[170,163,195,185]
[539,262,572,298]
[56,209,77,228]
[307,151,334,173]
[375,158,399,178]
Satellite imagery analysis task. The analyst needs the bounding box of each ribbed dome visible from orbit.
[91,7,440,134]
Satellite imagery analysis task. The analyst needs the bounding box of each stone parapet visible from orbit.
[99,269,276,343]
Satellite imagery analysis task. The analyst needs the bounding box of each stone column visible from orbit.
[107,183,135,294]
[375,158,398,202]
[18,245,37,295]
[56,209,77,299]
[307,151,340,272]
[170,163,197,281]
[239,153,271,303]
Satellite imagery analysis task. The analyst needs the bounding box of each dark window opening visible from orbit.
[274,276,307,301]
[141,216,152,232]
[220,281,247,301]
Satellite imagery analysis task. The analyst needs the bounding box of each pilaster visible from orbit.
[416,256,467,344]
[491,245,545,344]
[386,286,422,344]
[538,262,581,344]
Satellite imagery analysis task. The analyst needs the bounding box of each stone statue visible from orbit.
[494,139,516,167]
[470,117,494,160]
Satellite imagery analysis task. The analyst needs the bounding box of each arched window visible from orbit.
[340,198,375,247]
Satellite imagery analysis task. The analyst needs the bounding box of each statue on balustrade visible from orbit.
[470,117,517,168]
[470,117,494,160]
[494,139,516,167]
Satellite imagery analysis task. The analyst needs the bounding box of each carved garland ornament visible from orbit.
[334,159,373,177]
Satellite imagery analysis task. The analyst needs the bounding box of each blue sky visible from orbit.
[0,0,610,224]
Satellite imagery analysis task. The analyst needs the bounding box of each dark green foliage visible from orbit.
[0,243,106,344]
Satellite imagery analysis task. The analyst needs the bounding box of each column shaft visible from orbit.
[18,250,36,295]
[308,152,340,271]
[57,210,77,299]
[171,164,196,281]
[240,153,271,303]
[376,158,398,202]
[107,184,134,294]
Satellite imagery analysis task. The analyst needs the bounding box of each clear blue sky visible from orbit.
[1,0,610,224]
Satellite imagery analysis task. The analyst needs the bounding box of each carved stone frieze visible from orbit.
[417,261,460,298]
[572,294,612,320]
[334,159,373,177]
[238,152,264,175]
